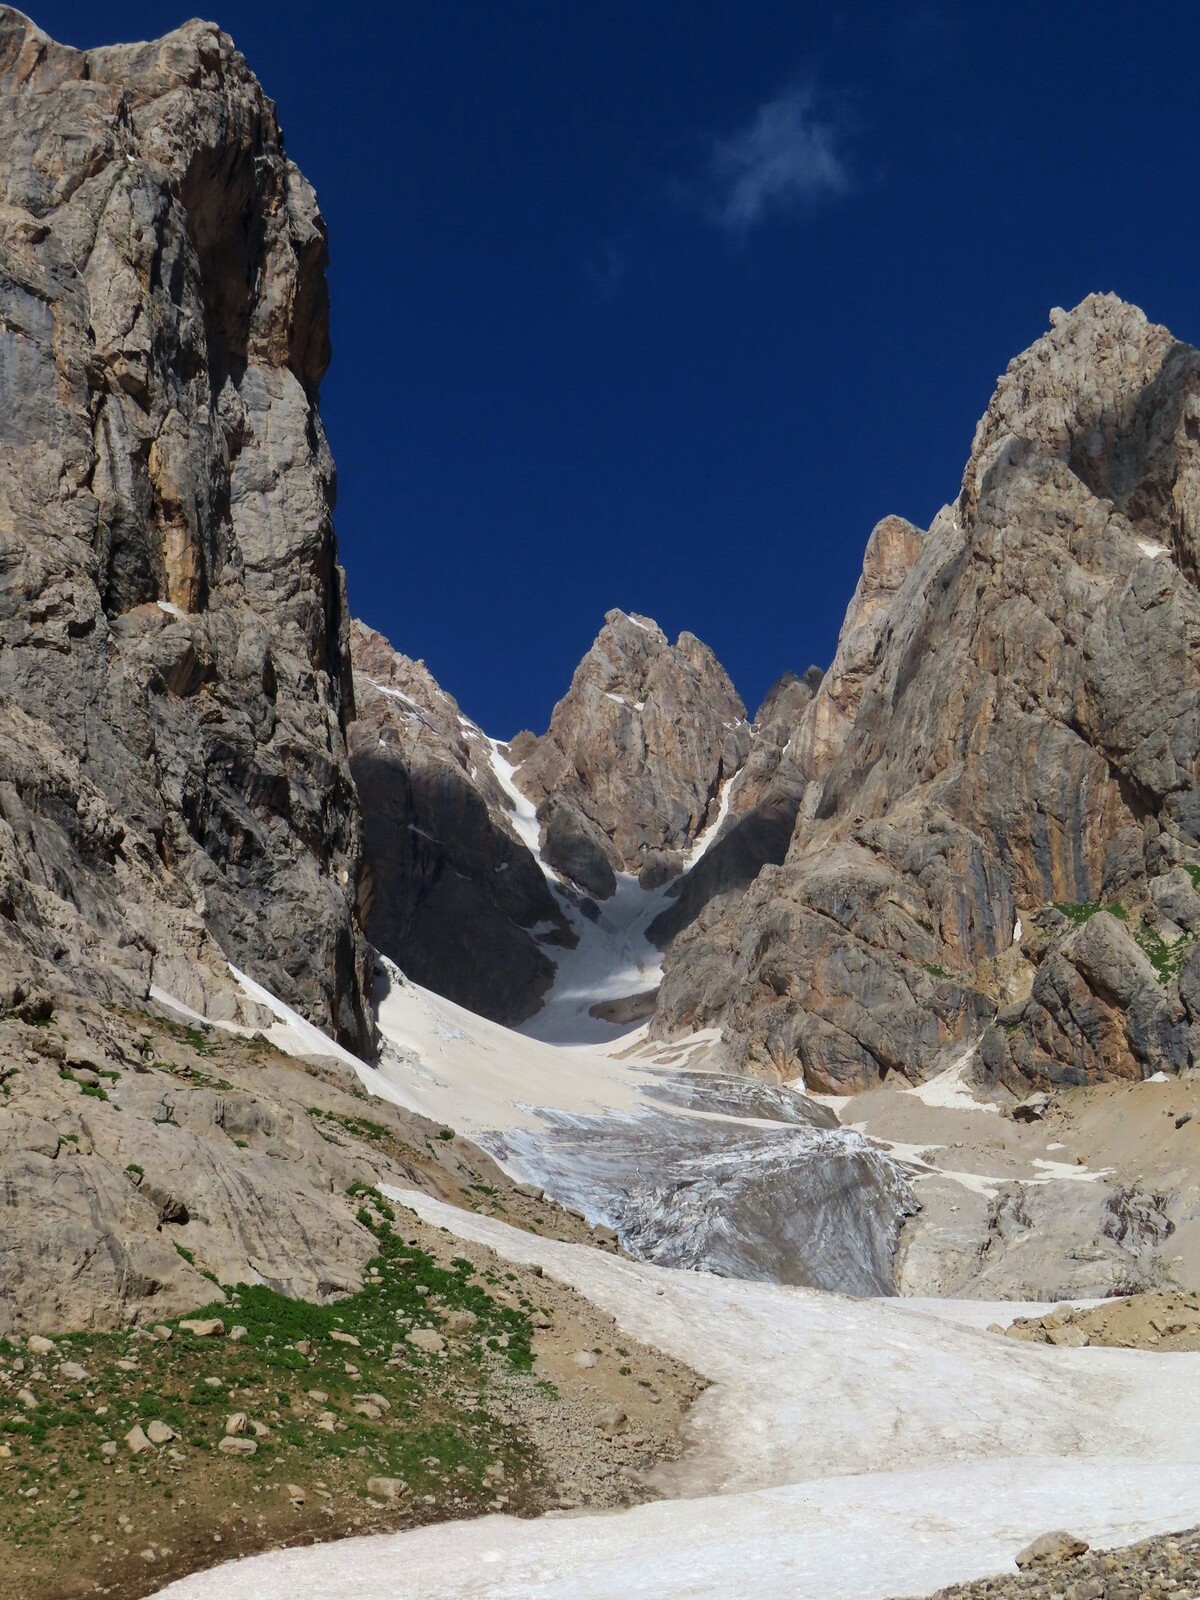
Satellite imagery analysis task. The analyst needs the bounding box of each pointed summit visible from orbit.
[514,610,750,895]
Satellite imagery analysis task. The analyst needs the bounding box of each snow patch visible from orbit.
[903,1044,999,1114]
[151,1192,1200,1600]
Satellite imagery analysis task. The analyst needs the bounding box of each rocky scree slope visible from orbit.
[653,296,1200,1095]
[0,9,370,1048]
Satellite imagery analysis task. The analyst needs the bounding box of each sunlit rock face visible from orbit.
[0,10,370,1047]
[512,609,752,894]
[654,297,1200,1093]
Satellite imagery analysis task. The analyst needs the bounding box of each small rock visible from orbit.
[100,1441,118,1459]
[151,1325,173,1342]
[286,1483,306,1504]
[294,1339,313,1357]
[146,1420,175,1445]
[596,1407,628,1434]
[1012,1092,1051,1123]
[314,1412,338,1433]
[329,1329,360,1346]
[306,1389,329,1403]
[406,1328,446,1355]
[1047,1325,1089,1347]
[26,1335,55,1356]
[140,1548,157,1563]
[125,1425,154,1455]
[224,1413,248,1436]
[442,1310,477,1334]
[179,1318,224,1338]
[59,1361,89,1381]
[228,1325,248,1342]
[571,1351,598,1369]
[354,1401,384,1420]
[366,1476,407,1501]
[217,1436,257,1456]
[116,1358,139,1371]
[1015,1529,1090,1569]
[16,1388,36,1409]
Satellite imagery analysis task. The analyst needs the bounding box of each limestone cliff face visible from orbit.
[348,622,571,1025]
[654,296,1200,1092]
[512,609,751,897]
[0,10,371,1047]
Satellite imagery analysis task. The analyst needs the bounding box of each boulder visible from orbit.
[1015,1530,1090,1569]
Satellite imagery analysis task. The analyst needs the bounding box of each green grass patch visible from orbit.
[1052,900,1104,925]
[309,1106,393,1143]
[0,1187,542,1578]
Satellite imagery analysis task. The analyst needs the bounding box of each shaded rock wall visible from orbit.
[0,10,370,1047]
[349,622,570,1026]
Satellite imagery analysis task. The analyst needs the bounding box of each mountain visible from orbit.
[0,7,370,1050]
[653,296,1200,1095]
[4,11,1200,1597]
[351,311,1200,1098]
[348,620,570,1025]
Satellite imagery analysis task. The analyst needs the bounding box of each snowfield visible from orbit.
[152,1191,1200,1600]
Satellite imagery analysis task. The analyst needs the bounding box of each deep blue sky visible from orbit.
[30,2,1200,734]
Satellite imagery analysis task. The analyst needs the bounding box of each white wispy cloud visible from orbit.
[705,84,850,233]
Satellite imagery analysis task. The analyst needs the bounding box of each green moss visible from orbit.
[1052,900,1103,925]
[309,1107,392,1143]
[923,964,950,980]
[0,1181,541,1573]
[125,1163,144,1178]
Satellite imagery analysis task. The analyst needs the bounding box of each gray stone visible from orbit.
[1015,1530,1090,1569]
[405,1327,445,1355]
[366,1475,407,1501]
[217,1435,257,1456]
[0,9,371,1052]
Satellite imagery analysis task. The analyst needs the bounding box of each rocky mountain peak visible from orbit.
[513,608,750,896]
[961,293,1184,529]
[653,298,1200,1094]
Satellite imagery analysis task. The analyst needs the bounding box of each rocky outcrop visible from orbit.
[646,667,822,947]
[348,622,571,1025]
[654,296,1200,1091]
[0,11,370,1047]
[0,973,607,1335]
[513,610,751,893]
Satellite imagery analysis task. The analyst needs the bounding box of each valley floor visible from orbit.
[150,1191,1200,1600]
